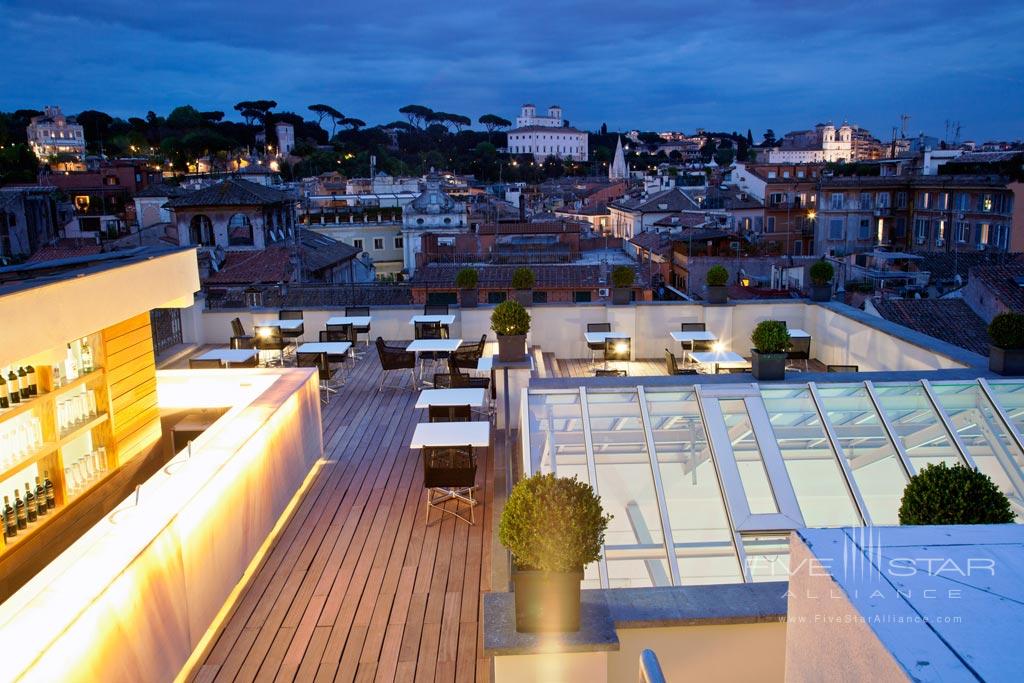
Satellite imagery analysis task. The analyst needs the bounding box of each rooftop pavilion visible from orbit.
[3,272,1022,681]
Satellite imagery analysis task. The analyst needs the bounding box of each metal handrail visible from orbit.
[640,649,667,683]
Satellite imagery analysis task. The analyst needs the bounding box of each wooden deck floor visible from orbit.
[189,346,495,683]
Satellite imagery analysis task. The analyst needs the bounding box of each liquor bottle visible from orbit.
[34,477,47,517]
[0,373,8,410]
[14,490,27,530]
[3,496,15,538]
[24,483,37,523]
[25,365,37,397]
[80,339,94,374]
[52,364,62,389]
[17,367,28,400]
[65,344,78,382]
[7,369,20,404]
[43,471,55,510]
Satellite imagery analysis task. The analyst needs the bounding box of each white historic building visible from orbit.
[767,123,853,164]
[26,106,86,162]
[401,175,468,275]
[507,104,588,162]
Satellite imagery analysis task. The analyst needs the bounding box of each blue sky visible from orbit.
[1,0,1022,141]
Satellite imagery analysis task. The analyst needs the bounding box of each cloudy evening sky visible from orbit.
[1,0,1022,140]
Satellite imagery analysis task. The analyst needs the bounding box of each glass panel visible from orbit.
[586,391,669,587]
[873,383,962,469]
[816,384,907,524]
[526,392,586,479]
[985,381,1024,436]
[930,382,1024,512]
[605,557,674,589]
[526,392,601,588]
[761,388,861,527]
[741,534,791,582]
[646,390,742,584]
[719,399,778,514]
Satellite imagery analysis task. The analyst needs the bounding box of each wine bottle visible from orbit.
[65,344,78,382]
[14,490,27,530]
[43,471,55,510]
[3,496,16,538]
[80,339,94,374]
[52,364,62,389]
[24,483,37,524]
[7,369,20,404]
[0,373,8,410]
[17,367,28,400]
[34,477,47,517]
[26,365,37,397]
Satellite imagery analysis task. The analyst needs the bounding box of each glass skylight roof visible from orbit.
[522,379,1024,590]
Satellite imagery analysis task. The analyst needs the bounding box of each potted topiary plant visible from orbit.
[705,265,729,304]
[511,267,536,306]
[988,312,1024,375]
[499,473,612,633]
[455,267,479,308]
[898,462,1014,525]
[491,299,531,361]
[750,320,791,381]
[808,260,834,302]
[610,265,635,305]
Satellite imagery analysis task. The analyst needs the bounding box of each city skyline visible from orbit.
[1,0,1022,140]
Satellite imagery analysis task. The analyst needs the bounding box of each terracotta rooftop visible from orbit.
[204,230,358,284]
[166,177,292,208]
[611,187,702,213]
[969,263,1024,313]
[26,239,103,263]
[871,297,991,356]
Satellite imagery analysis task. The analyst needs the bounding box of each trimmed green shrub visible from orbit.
[988,312,1024,350]
[455,267,478,289]
[706,265,729,287]
[751,320,791,353]
[511,267,536,290]
[610,265,635,288]
[499,473,612,573]
[491,299,531,336]
[898,462,1014,525]
[809,260,834,286]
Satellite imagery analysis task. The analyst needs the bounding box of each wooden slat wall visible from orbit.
[101,313,160,464]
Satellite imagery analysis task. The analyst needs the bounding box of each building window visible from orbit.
[859,192,872,210]
[829,193,844,210]
[793,240,803,256]
[103,176,119,186]
[876,192,890,208]
[574,290,592,303]
[373,238,384,250]
[916,192,930,209]
[227,213,254,246]
[977,223,990,245]
[938,192,950,210]
[914,218,928,244]
[828,218,843,240]
[936,219,946,243]
[188,214,214,246]
[486,291,507,304]
[896,191,907,208]
[532,291,548,304]
[894,217,906,238]
[859,218,870,240]
[782,171,790,178]
[769,192,784,206]
[955,192,970,211]
[353,238,363,250]
[766,216,776,233]
[992,224,1008,250]
[980,194,994,212]
[394,236,403,248]
[955,221,969,243]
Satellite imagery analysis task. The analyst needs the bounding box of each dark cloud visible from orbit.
[1,0,1021,139]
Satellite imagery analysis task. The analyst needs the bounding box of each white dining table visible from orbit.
[687,350,750,372]
[584,331,628,345]
[406,339,463,354]
[193,348,258,366]
[409,315,456,326]
[255,319,304,331]
[410,421,491,449]
[325,316,372,328]
[788,328,810,339]
[416,388,487,409]
[296,341,353,356]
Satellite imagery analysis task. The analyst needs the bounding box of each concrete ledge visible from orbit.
[483,582,787,656]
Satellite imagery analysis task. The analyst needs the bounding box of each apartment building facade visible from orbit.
[815,174,1015,255]
[730,162,822,255]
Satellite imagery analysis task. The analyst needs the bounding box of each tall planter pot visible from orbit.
[706,285,728,304]
[497,334,527,362]
[751,350,786,381]
[459,289,478,308]
[512,290,533,307]
[512,568,583,633]
[810,284,832,302]
[989,345,1024,376]
[611,287,631,305]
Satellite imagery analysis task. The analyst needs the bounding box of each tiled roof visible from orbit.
[651,213,706,228]
[628,230,674,257]
[26,239,103,263]
[969,263,1024,312]
[914,252,1024,285]
[165,178,292,208]
[411,262,650,289]
[299,229,360,273]
[871,298,991,356]
[611,188,702,213]
[205,230,358,284]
